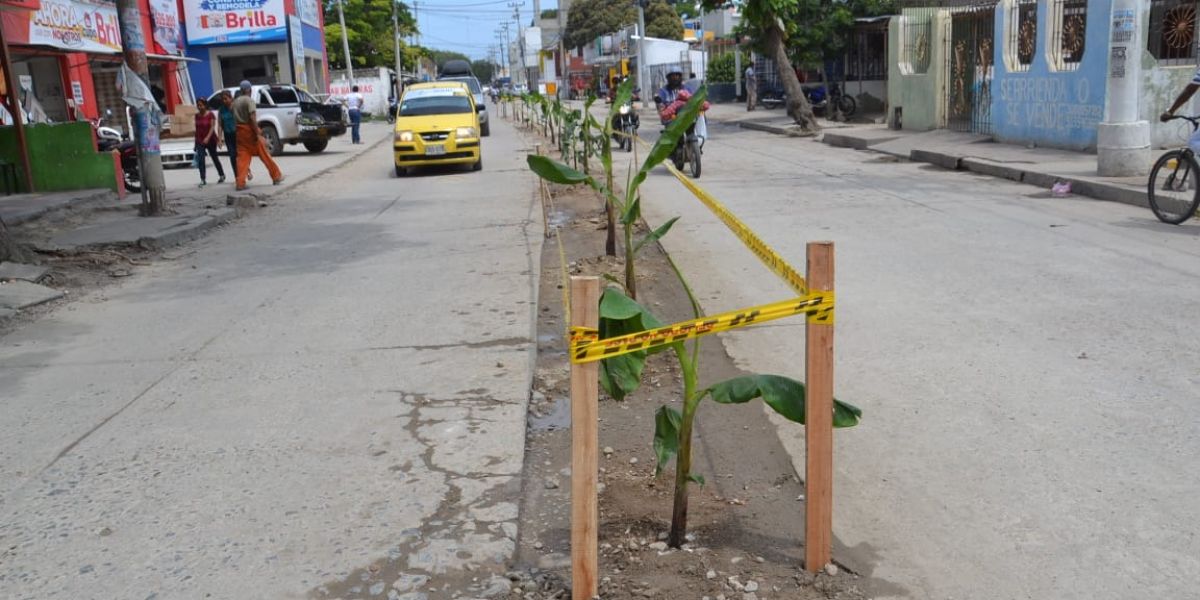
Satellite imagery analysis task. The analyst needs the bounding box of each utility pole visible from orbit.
[393,0,402,98]
[115,0,166,215]
[510,2,525,88]
[336,0,354,84]
[637,0,647,107]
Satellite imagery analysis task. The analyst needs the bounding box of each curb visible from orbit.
[809,134,1151,210]
[137,207,239,250]
[224,134,391,207]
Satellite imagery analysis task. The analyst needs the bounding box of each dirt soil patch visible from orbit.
[515,170,872,599]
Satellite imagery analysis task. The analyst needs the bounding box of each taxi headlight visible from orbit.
[395,130,414,142]
[455,126,478,139]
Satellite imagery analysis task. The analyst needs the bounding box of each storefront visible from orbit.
[180,0,327,97]
[0,0,191,125]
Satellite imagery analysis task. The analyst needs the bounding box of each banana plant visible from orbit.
[527,83,708,300]
[599,285,863,548]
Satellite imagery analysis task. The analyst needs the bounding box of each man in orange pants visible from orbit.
[232,80,283,190]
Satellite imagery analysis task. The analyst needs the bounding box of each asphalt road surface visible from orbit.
[631,120,1200,600]
[0,119,541,598]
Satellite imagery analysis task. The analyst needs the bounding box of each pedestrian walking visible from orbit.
[745,65,757,112]
[193,98,224,186]
[216,90,247,181]
[347,85,364,144]
[232,80,283,191]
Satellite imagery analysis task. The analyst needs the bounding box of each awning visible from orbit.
[147,54,200,62]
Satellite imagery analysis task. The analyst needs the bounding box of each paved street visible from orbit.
[629,121,1200,599]
[0,118,541,598]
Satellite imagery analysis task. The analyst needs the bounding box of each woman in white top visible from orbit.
[347,85,364,144]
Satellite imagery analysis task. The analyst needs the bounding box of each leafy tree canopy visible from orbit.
[471,59,496,82]
[324,0,417,70]
[645,0,684,40]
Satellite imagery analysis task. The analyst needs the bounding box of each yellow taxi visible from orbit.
[393,81,482,176]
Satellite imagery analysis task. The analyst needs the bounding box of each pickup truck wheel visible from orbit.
[260,124,283,156]
[303,140,328,153]
[481,121,490,137]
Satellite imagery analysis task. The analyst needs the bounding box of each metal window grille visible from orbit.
[1149,0,1200,65]
[847,24,889,81]
[1009,0,1037,72]
[902,13,934,74]
[1051,0,1087,70]
[944,2,997,134]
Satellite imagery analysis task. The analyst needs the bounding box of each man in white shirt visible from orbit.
[346,85,364,144]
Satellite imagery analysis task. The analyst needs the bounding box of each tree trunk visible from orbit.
[0,217,25,263]
[765,23,819,132]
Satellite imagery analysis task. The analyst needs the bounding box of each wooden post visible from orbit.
[804,241,834,573]
[569,276,600,600]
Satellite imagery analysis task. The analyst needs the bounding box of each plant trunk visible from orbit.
[669,360,699,547]
[0,217,24,263]
[765,22,819,132]
[623,220,636,299]
[603,142,616,256]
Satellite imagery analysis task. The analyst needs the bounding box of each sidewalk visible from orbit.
[819,125,1147,207]
[1,122,392,251]
[702,100,1148,209]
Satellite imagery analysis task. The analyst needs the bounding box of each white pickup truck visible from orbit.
[208,84,349,155]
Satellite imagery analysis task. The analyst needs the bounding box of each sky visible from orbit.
[413,0,559,60]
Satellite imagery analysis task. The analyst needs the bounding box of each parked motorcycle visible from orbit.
[805,83,857,118]
[89,108,141,193]
[758,84,786,109]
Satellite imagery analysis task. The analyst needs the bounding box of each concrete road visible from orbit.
[627,122,1200,599]
[0,119,540,598]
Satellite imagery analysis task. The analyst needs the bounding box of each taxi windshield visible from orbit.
[400,91,472,116]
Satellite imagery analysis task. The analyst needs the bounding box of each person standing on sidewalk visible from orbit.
[216,91,246,182]
[347,85,364,144]
[745,64,757,111]
[232,81,283,190]
[193,98,224,186]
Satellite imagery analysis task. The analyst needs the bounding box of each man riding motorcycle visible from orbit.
[653,69,708,177]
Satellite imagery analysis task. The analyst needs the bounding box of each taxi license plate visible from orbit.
[425,145,446,156]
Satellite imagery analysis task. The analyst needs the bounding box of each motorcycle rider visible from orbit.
[654,70,686,123]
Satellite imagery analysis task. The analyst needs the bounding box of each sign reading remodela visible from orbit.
[183,0,286,45]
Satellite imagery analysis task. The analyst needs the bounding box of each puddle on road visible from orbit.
[528,396,570,432]
[547,209,573,230]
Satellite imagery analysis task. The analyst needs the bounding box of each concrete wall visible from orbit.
[846,80,887,113]
[0,122,116,193]
[990,0,1112,151]
[887,10,948,131]
[1137,2,1200,149]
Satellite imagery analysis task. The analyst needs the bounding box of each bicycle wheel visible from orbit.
[1148,150,1200,224]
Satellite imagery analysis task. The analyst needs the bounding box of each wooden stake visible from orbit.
[805,241,835,573]
[569,276,600,600]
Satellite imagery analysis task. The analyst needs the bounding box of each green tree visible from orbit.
[715,0,895,130]
[645,0,683,40]
[564,0,637,49]
[324,0,417,70]
[471,59,496,83]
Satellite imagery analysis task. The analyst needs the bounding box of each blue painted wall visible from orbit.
[186,45,215,98]
[990,0,1112,151]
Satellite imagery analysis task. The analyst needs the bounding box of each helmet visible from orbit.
[667,69,683,77]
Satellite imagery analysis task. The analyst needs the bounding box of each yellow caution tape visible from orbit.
[625,130,807,295]
[568,291,833,364]
[663,162,808,295]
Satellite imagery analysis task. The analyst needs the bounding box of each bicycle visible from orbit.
[1149,115,1200,224]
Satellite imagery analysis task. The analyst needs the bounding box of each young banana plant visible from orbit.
[527,83,708,300]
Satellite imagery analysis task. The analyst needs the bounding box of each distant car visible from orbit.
[393,81,482,176]
[209,84,347,155]
[437,60,489,136]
